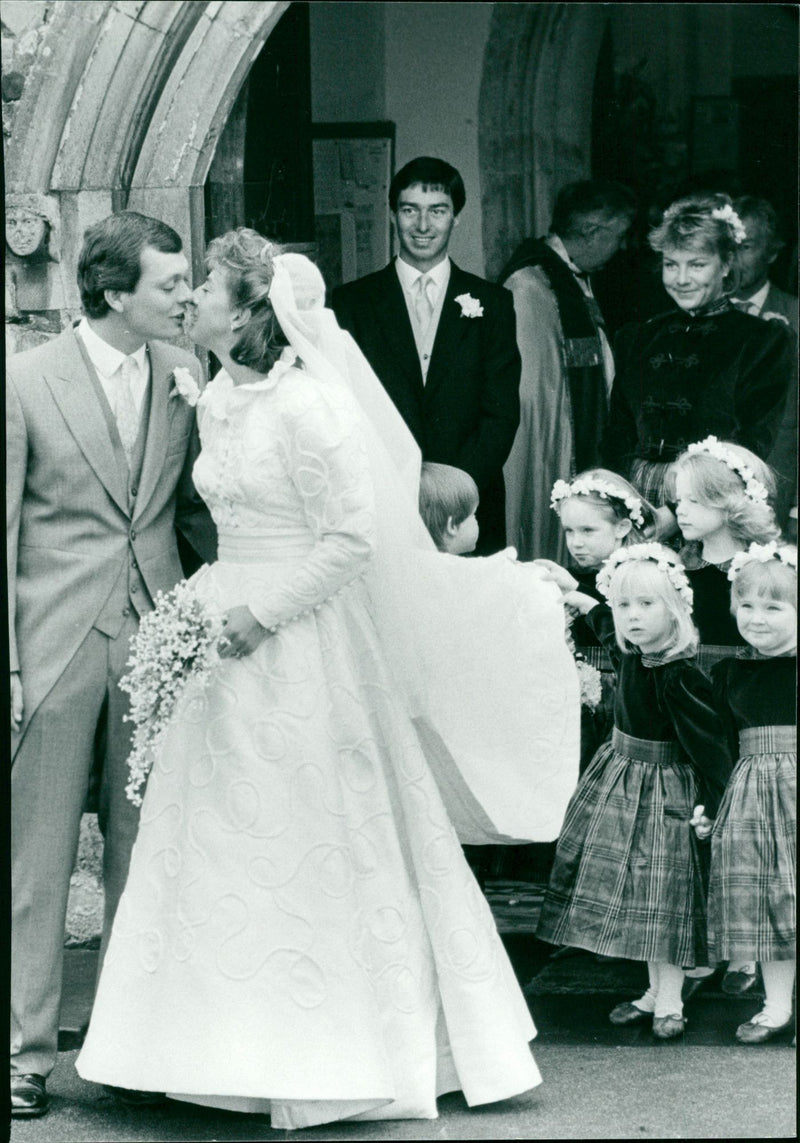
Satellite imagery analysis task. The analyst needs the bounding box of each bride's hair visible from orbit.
[206,228,288,372]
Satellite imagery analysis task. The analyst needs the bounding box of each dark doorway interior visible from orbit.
[204,3,314,247]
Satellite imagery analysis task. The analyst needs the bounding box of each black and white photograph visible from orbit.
[4,2,797,1139]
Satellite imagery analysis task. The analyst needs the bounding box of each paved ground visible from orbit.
[10,1042,796,1141]
[9,883,797,1140]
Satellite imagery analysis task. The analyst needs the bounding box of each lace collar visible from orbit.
[198,349,300,420]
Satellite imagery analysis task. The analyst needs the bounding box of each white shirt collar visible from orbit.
[545,233,588,277]
[395,255,451,291]
[77,317,148,378]
[734,282,770,314]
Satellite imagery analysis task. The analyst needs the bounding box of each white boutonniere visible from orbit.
[455,293,484,319]
[761,311,790,326]
[170,366,201,406]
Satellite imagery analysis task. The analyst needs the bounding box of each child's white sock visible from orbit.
[654,962,685,1018]
[632,961,660,1013]
[755,960,795,1026]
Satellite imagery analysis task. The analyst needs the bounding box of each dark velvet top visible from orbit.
[603,305,794,473]
[711,654,797,761]
[571,568,605,648]
[679,543,745,648]
[585,604,733,815]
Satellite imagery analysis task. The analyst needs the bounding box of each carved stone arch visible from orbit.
[5,0,289,318]
[479,2,609,279]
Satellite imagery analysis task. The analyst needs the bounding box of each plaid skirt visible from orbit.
[537,729,708,965]
[708,725,796,962]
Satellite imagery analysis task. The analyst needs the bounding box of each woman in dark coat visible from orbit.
[602,193,795,537]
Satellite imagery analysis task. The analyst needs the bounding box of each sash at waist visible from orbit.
[739,725,796,756]
[611,728,682,764]
[217,528,315,564]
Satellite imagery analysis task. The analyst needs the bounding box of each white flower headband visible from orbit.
[551,477,646,528]
[710,204,747,244]
[685,436,769,504]
[596,543,694,608]
[727,541,798,582]
[663,202,747,244]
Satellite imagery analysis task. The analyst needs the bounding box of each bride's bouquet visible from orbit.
[120,580,223,806]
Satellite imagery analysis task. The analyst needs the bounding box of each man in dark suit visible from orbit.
[733,195,798,531]
[331,156,521,554]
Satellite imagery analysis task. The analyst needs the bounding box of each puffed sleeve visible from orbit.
[583,601,622,669]
[662,662,734,817]
[245,378,376,630]
[710,659,741,764]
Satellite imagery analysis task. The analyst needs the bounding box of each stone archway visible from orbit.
[4,0,289,332]
[478,2,608,280]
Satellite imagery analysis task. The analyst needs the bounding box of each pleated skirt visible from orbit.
[537,729,708,966]
[708,725,796,962]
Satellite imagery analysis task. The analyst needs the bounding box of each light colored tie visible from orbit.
[115,356,139,462]
[733,299,757,315]
[413,273,434,331]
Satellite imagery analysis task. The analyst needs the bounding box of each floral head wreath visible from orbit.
[663,201,746,244]
[550,477,646,528]
[727,541,798,582]
[684,436,769,505]
[596,543,694,609]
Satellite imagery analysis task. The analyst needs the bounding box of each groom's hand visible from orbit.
[10,672,23,731]
[217,606,270,659]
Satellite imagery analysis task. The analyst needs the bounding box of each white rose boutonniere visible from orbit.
[455,293,484,319]
[170,366,201,406]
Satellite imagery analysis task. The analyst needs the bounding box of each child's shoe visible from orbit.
[652,1014,686,1039]
[609,1001,652,1026]
[722,962,758,995]
[735,1012,793,1044]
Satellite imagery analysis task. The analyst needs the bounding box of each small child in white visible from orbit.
[693,543,797,1044]
[419,462,480,554]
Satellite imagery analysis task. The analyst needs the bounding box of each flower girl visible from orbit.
[547,469,653,772]
[536,544,732,1038]
[673,436,780,674]
[693,543,796,1043]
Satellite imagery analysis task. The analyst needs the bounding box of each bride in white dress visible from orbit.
[76,231,579,1129]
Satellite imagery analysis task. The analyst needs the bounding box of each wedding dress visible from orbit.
[77,256,579,1129]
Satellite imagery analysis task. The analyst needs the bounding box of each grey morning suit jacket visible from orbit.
[7,325,217,753]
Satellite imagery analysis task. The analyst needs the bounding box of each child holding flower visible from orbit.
[545,469,654,772]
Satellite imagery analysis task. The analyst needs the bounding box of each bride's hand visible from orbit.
[217,606,270,658]
[531,559,578,594]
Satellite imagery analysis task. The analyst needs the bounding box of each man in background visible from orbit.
[733,195,797,531]
[499,180,636,562]
[332,156,521,555]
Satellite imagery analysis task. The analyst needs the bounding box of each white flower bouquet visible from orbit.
[120,581,222,806]
[564,619,603,710]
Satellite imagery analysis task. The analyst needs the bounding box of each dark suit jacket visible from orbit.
[331,260,521,554]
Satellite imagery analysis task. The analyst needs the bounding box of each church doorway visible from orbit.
[204,2,314,248]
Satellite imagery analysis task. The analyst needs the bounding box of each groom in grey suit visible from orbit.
[8,212,217,1116]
